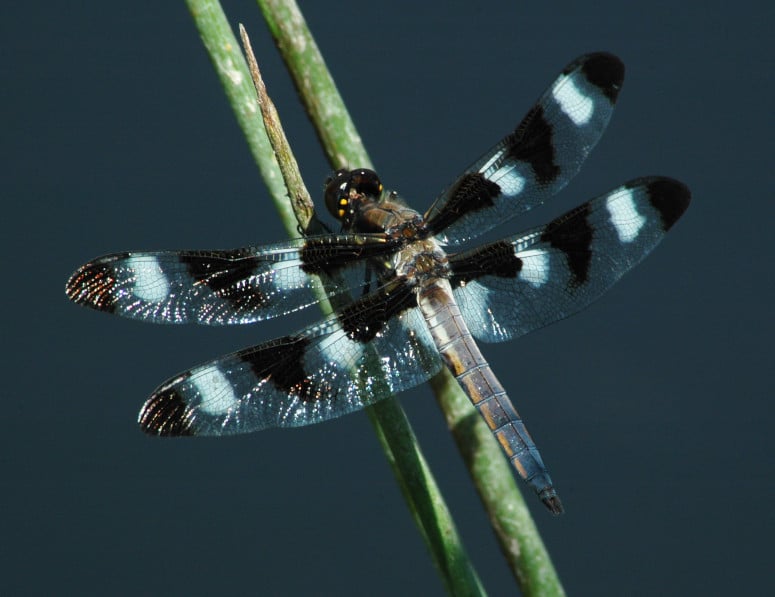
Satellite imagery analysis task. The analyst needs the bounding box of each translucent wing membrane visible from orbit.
[65,234,399,325]
[425,52,625,245]
[139,280,442,435]
[450,177,691,342]
[65,51,692,516]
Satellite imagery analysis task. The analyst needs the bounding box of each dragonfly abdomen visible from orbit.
[418,279,563,514]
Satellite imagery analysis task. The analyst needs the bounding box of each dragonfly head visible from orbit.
[324,168,383,227]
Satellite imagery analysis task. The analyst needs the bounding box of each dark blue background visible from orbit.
[3,1,772,594]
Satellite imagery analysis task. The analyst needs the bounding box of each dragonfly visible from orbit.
[66,53,690,514]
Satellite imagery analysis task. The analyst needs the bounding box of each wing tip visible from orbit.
[138,389,195,437]
[636,176,692,231]
[540,489,565,515]
[65,261,93,302]
[64,269,82,302]
[65,254,127,312]
[573,52,625,103]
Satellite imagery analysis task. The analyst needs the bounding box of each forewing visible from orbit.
[449,177,690,342]
[65,234,399,325]
[425,52,625,245]
[138,279,443,435]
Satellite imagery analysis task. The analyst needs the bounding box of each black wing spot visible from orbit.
[426,173,502,236]
[240,336,318,402]
[449,240,523,287]
[338,280,416,344]
[639,177,691,231]
[139,385,194,436]
[574,52,625,103]
[65,253,130,314]
[541,203,594,287]
[180,254,271,310]
[299,236,397,276]
[181,254,255,292]
[507,106,559,185]
[300,238,361,276]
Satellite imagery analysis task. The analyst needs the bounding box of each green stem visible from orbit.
[185,0,484,594]
[431,375,566,596]
[254,2,564,594]
[185,0,295,238]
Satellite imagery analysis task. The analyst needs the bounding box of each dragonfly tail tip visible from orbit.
[540,491,564,515]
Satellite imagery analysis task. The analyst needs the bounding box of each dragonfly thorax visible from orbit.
[393,238,449,284]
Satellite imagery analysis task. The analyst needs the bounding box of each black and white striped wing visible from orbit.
[65,234,399,325]
[449,177,691,343]
[425,52,624,245]
[138,279,443,436]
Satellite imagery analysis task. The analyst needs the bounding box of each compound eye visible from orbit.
[323,168,383,222]
[324,169,352,221]
[349,169,383,200]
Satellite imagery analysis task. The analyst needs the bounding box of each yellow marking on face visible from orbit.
[337,198,348,219]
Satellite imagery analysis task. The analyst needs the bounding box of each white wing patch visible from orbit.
[551,75,594,126]
[606,188,647,243]
[479,149,526,198]
[492,165,526,197]
[126,255,170,303]
[270,259,308,289]
[192,365,239,415]
[314,321,365,366]
[517,248,550,288]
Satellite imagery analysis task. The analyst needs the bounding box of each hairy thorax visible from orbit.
[353,194,450,287]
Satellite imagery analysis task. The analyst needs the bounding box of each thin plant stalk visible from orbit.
[237,26,487,593]
[254,2,565,595]
[185,0,484,594]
